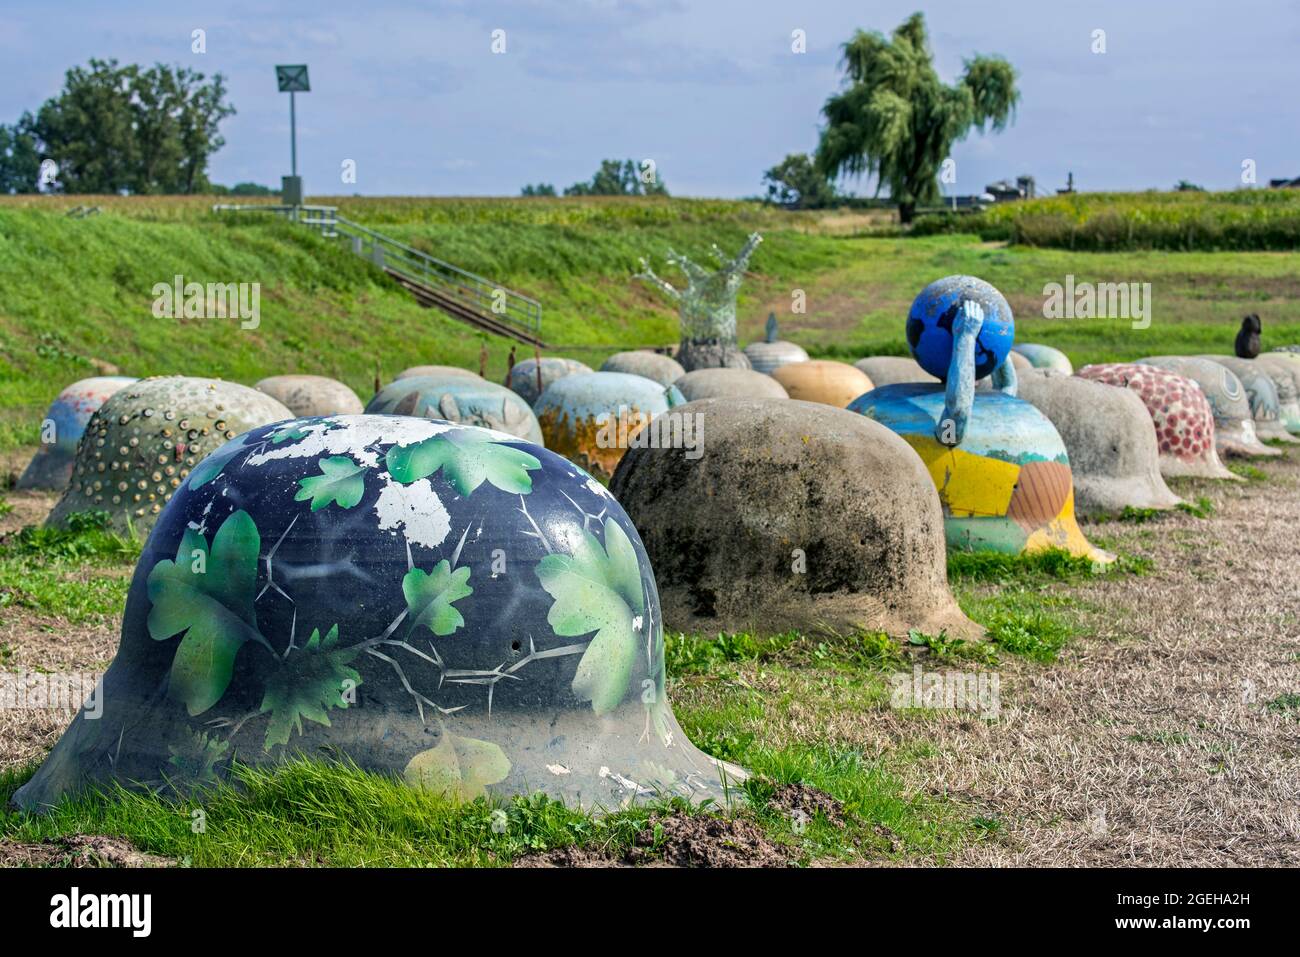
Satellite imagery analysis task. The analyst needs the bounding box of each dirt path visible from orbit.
[885,455,1300,866]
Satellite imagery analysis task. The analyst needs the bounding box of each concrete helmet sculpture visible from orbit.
[1014,369,1182,516]
[771,360,874,408]
[45,377,293,535]
[851,276,1111,562]
[599,351,685,387]
[1194,355,1296,444]
[674,367,789,401]
[14,415,741,812]
[1136,356,1278,457]
[533,371,685,482]
[1254,353,1300,434]
[16,376,137,491]
[1077,363,1237,480]
[744,313,810,375]
[1011,343,1073,375]
[366,375,543,445]
[635,233,761,371]
[507,357,591,406]
[610,398,981,640]
[255,375,364,417]
[395,365,483,382]
[854,356,937,387]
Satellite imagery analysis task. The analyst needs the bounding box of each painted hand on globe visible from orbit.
[935,299,984,447]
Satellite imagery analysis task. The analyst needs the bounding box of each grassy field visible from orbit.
[916,189,1300,251]
[4,194,1300,452]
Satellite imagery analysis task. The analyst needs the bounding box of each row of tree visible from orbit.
[522,158,668,198]
[0,58,234,194]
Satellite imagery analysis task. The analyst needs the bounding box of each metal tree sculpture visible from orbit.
[636,232,762,371]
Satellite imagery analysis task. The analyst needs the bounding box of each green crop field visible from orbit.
[3,193,1300,454]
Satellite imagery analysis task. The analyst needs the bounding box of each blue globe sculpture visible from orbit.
[906,275,1015,381]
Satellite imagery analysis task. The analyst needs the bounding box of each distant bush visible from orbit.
[912,190,1300,251]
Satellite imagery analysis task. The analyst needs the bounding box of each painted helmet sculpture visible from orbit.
[1194,356,1296,444]
[367,375,543,445]
[14,415,741,812]
[600,351,685,388]
[533,372,684,482]
[1011,343,1073,375]
[507,357,592,406]
[255,375,364,417]
[744,313,809,375]
[771,360,874,408]
[16,376,137,491]
[1255,353,1300,434]
[1077,363,1236,481]
[45,377,293,536]
[851,279,1111,562]
[1136,356,1278,457]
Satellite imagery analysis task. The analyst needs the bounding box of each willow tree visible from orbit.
[815,13,1019,224]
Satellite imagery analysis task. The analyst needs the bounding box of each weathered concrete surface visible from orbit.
[1012,343,1073,374]
[507,357,592,406]
[674,367,788,401]
[854,356,938,387]
[255,375,364,417]
[600,351,685,386]
[1258,352,1300,433]
[395,364,482,382]
[770,360,874,408]
[1015,369,1182,516]
[367,376,542,443]
[609,398,980,640]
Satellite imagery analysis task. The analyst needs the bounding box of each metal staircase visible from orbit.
[212,203,545,346]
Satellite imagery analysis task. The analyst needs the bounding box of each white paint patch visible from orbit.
[585,477,612,499]
[374,477,450,549]
[546,764,571,776]
[245,415,451,468]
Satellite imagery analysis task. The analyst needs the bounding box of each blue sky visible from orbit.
[3,0,1297,197]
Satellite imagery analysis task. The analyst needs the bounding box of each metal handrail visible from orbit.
[211,203,542,337]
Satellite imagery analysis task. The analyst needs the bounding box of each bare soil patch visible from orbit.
[0,834,172,868]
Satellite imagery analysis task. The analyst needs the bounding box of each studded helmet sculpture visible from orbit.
[15,415,740,811]
[45,377,293,535]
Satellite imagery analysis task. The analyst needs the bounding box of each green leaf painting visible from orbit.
[294,456,367,511]
[403,733,511,800]
[258,624,362,750]
[146,510,263,715]
[403,561,473,637]
[536,517,645,715]
[386,430,540,496]
[269,424,310,444]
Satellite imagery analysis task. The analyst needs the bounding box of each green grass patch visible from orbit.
[0,511,139,623]
[1177,495,1217,518]
[1228,462,1269,482]
[1264,692,1300,714]
[959,589,1082,663]
[947,547,1149,584]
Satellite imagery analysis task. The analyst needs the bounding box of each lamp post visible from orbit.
[275,64,310,207]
